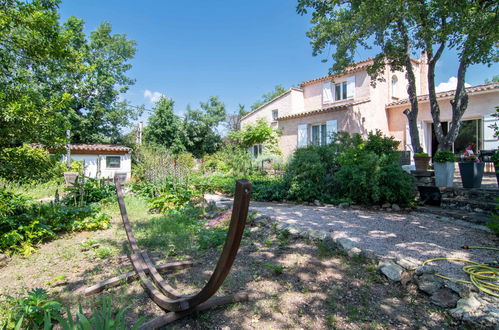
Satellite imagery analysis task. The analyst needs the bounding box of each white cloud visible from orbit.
[143,89,164,103]
[435,77,471,93]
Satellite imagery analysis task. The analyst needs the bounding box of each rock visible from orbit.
[382,203,391,208]
[90,243,101,249]
[336,237,358,252]
[286,226,300,236]
[386,208,392,212]
[415,265,437,276]
[313,200,323,206]
[254,215,271,226]
[391,204,401,211]
[307,229,327,240]
[430,288,459,308]
[276,222,288,231]
[417,274,443,295]
[396,257,419,270]
[380,262,405,282]
[338,202,350,209]
[347,247,362,257]
[204,211,219,219]
[372,205,380,210]
[449,295,481,318]
[350,205,362,210]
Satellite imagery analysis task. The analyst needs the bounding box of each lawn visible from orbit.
[0,194,456,329]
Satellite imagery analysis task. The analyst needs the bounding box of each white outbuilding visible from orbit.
[59,144,132,181]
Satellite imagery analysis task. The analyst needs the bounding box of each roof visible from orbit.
[300,57,421,87]
[240,88,303,121]
[277,98,370,121]
[386,82,499,108]
[44,143,132,154]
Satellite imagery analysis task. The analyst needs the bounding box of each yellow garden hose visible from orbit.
[422,246,499,298]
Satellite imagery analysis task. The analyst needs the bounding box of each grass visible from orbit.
[0,180,64,200]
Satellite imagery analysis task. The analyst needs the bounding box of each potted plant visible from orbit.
[458,155,484,188]
[414,152,431,171]
[492,149,499,186]
[433,150,456,187]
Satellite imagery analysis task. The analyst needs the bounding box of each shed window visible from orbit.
[272,109,278,121]
[106,156,121,168]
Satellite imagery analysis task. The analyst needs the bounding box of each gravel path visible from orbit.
[206,194,499,281]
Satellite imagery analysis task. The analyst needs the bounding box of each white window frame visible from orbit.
[106,156,121,169]
[311,123,328,146]
[271,109,278,121]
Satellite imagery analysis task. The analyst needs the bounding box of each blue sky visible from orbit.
[59,0,498,121]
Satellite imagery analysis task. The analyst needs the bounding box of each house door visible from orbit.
[430,119,482,156]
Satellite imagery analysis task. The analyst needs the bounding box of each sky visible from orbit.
[59,0,498,123]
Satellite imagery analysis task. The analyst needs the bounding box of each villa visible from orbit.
[240,56,499,160]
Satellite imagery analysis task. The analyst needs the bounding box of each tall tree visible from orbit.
[297,0,424,153]
[0,0,72,148]
[416,0,498,150]
[251,85,288,110]
[225,104,248,132]
[56,17,140,143]
[180,96,226,158]
[144,96,184,154]
[297,0,498,151]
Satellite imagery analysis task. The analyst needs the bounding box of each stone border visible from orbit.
[251,213,499,328]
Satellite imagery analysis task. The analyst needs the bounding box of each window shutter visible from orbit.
[418,121,426,153]
[298,124,308,148]
[484,113,498,150]
[322,82,333,104]
[326,120,338,143]
[346,75,355,98]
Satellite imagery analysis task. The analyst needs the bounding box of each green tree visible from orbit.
[225,104,248,131]
[484,75,499,84]
[296,0,424,153]
[297,0,498,151]
[251,85,287,110]
[180,96,227,158]
[56,17,140,143]
[144,96,184,154]
[229,119,281,155]
[0,0,73,148]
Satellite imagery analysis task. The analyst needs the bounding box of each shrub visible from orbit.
[433,150,455,163]
[0,145,63,183]
[63,177,115,207]
[147,183,200,213]
[0,191,111,256]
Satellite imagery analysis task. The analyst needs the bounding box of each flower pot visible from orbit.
[414,156,431,171]
[458,162,485,189]
[434,162,455,187]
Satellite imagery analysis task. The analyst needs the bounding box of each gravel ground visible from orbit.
[206,194,498,282]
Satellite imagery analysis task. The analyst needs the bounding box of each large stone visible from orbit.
[391,204,401,211]
[449,295,482,318]
[307,229,327,240]
[430,288,459,308]
[415,265,437,276]
[313,200,323,207]
[380,261,405,282]
[417,274,443,295]
[338,202,350,209]
[382,203,391,208]
[396,257,419,270]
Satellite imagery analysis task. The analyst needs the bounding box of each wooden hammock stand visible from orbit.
[84,178,252,329]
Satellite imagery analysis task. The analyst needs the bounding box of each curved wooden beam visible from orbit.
[114,178,251,312]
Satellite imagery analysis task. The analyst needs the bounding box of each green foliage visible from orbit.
[198,227,228,250]
[147,182,200,213]
[251,85,287,110]
[433,150,456,163]
[414,153,429,157]
[0,191,110,255]
[2,288,61,329]
[201,145,253,176]
[63,177,115,207]
[0,145,64,183]
[261,263,285,276]
[487,197,499,235]
[143,96,184,154]
[492,150,499,165]
[179,96,227,158]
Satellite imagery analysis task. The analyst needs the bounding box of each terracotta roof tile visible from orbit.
[240,88,303,121]
[386,82,499,108]
[277,99,370,121]
[69,144,132,153]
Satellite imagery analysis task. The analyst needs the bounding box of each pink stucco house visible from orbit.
[240,56,499,160]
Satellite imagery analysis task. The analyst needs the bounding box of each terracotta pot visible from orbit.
[414,156,431,171]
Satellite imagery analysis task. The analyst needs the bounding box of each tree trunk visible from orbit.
[398,20,422,154]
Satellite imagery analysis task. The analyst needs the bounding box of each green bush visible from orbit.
[1,288,61,329]
[63,177,116,207]
[0,191,111,256]
[433,150,455,163]
[0,145,64,183]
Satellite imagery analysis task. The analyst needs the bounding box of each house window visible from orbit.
[334,81,348,101]
[106,156,121,168]
[392,75,398,97]
[311,124,328,146]
[252,144,263,158]
[272,109,278,121]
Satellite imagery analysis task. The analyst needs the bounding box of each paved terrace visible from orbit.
[206,194,498,281]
